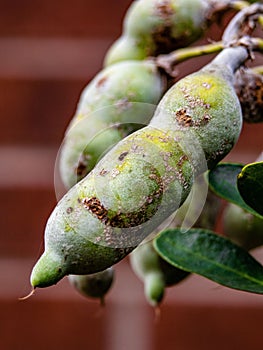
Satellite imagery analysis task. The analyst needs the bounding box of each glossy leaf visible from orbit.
[237,162,263,216]
[208,163,262,218]
[154,228,263,294]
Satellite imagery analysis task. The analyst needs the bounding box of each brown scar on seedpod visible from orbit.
[175,109,193,127]
[82,169,164,228]
[96,76,108,88]
[75,153,91,178]
[66,207,74,214]
[152,27,192,56]
[152,1,192,54]
[178,154,188,167]
[198,113,212,126]
[155,0,174,19]
[82,197,109,223]
[118,151,129,161]
[99,168,109,176]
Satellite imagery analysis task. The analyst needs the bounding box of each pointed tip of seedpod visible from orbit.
[144,272,165,308]
[30,251,66,288]
[154,305,162,323]
[18,287,36,301]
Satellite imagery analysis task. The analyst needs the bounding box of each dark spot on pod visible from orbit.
[75,161,87,177]
[155,1,174,19]
[175,109,193,127]
[96,76,108,88]
[199,114,211,126]
[82,197,109,222]
[152,26,189,55]
[151,1,192,54]
[178,154,188,167]
[99,168,109,176]
[118,151,129,161]
[66,207,74,214]
[75,153,91,179]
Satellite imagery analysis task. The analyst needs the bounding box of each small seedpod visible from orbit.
[223,203,263,251]
[130,241,189,306]
[234,68,263,123]
[105,0,210,66]
[130,177,220,307]
[68,267,114,303]
[123,0,209,55]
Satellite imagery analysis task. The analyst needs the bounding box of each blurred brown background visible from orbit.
[0,1,263,349]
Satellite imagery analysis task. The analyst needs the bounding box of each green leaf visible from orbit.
[153,228,263,294]
[237,162,263,216]
[208,163,262,218]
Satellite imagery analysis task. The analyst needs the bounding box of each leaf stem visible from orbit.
[155,41,224,77]
[155,36,263,77]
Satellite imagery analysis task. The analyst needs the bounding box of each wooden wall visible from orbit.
[0,1,263,350]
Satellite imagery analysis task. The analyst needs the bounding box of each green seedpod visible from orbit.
[234,68,263,123]
[30,47,247,289]
[130,241,189,306]
[151,47,244,169]
[223,203,263,251]
[104,0,221,67]
[104,35,148,66]
[105,0,258,67]
[31,126,195,288]
[68,267,114,303]
[123,0,210,56]
[59,60,167,188]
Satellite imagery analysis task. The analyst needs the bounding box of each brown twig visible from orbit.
[223,3,263,45]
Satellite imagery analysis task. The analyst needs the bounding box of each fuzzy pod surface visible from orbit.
[104,35,148,66]
[59,60,167,188]
[31,126,194,288]
[30,47,246,289]
[105,0,210,66]
[124,0,209,54]
[151,47,245,169]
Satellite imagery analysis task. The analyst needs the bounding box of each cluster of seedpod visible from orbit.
[27,0,263,307]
